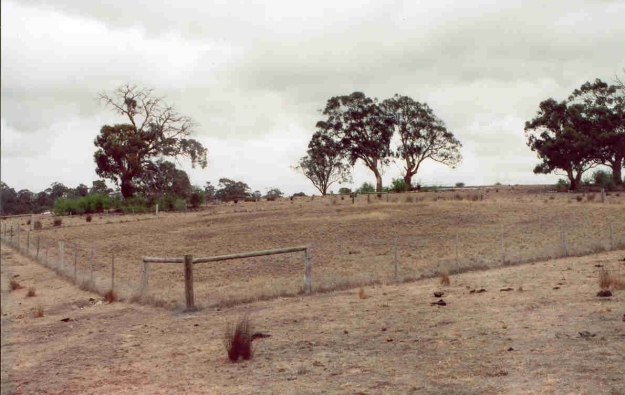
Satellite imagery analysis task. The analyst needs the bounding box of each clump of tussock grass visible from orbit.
[26,287,36,297]
[224,315,253,362]
[440,270,450,286]
[358,287,367,299]
[405,195,414,203]
[53,218,63,227]
[9,278,23,291]
[34,220,43,230]
[587,194,596,202]
[104,289,118,303]
[599,269,624,291]
[32,305,44,318]
[576,195,583,202]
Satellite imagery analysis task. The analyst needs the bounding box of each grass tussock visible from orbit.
[440,270,450,286]
[599,269,625,291]
[587,194,596,202]
[26,287,36,297]
[104,289,118,303]
[358,287,367,299]
[32,305,44,318]
[10,278,23,291]
[224,315,253,362]
[34,220,43,230]
[53,218,63,227]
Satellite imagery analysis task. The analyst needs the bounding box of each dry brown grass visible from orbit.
[9,278,22,291]
[358,287,367,299]
[26,287,36,297]
[599,269,625,290]
[32,304,44,318]
[223,315,253,362]
[440,270,450,286]
[34,220,42,230]
[104,289,118,303]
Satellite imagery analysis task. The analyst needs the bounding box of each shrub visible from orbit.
[390,178,410,193]
[356,182,376,194]
[189,188,205,209]
[26,287,36,297]
[454,193,463,201]
[86,215,93,222]
[555,178,570,192]
[576,195,583,202]
[338,187,352,194]
[34,220,43,230]
[224,316,253,362]
[53,218,63,227]
[592,169,616,191]
[173,199,187,212]
[455,182,465,188]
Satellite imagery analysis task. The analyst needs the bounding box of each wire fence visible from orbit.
[1,195,624,310]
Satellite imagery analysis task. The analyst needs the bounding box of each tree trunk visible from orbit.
[373,168,383,192]
[404,172,414,189]
[120,176,135,199]
[610,156,623,185]
[569,172,582,191]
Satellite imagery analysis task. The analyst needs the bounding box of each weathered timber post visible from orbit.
[609,220,613,250]
[10,225,13,241]
[73,249,77,282]
[36,236,40,258]
[89,250,94,286]
[394,235,398,281]
[156,204,159,218]
[455,232,459,269]
[58,241,64,270]
[30,214,34,231]
[561,225,567,257]
[386,193,389,203]
[140,259,150,296]
[600,188,605,203]
[111,254,115,291]
[17,225,20,250]
[352,193,355,204]
[367,194,371,203]
[500,226,505,265]
[304,248,312,294]
[184,255,195,310]
[27,230,30,255]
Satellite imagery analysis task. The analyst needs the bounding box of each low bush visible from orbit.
[104,289,118,303]
[576,195,583,202]
[53,218,63,227]
[26,287,36,297]
[86,215,93,223]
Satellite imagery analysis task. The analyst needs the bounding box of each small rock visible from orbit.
[94,301,102,306]
[579,331,596,338]
[343,330,349,334]
[476,289,487,293]
[88,298,97,302]
[500,288,514,292]
[434,292,444,297]
[386,338,394,342]
[60,318,72,322]
[594,264,603,267]
[251,332,271,341]
[381,327,387,332]
[597,290,612,297]
[507,347,514,352]
[553,287,560,290]
[193,323,199,327]
[431,299,447,306]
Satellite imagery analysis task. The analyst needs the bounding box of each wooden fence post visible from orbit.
[141,259,150,296]
[394,235,398,281]
[304,248,312,294]
[386,193,389,203]
[17,225,21,250]
[26,230,30,255]
[500,226,505,265]
[561,225,567,257]
[36,236,40,258]
[610,220,613,250]
[73,249,77,282]
[90,250,94,286]
[455,232,459,269]
[111,254,115,291]
[600,188,606,203]
[10,225,13,241]
[156,204,159,218]
[184,255,195,310]
[58,241,64,270]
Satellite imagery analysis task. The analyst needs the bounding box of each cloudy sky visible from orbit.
[2,0,624,195]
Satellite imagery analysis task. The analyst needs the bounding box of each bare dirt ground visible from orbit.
[2,241,624,394]
[1,189,624,308]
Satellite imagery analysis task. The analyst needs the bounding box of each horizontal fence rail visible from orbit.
[141,245,312,310]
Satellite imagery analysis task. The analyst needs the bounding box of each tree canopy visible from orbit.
[525,98,597,190]
[94,84,208,198]
[316,92,394,192]
[215,178,250,202]
[294,130,352,196]
[382,95,462,187]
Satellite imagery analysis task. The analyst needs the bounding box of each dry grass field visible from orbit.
[2,241,624,394]
[1,188,624,309]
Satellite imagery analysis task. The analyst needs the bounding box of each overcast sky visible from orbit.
[2,0,624,195]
